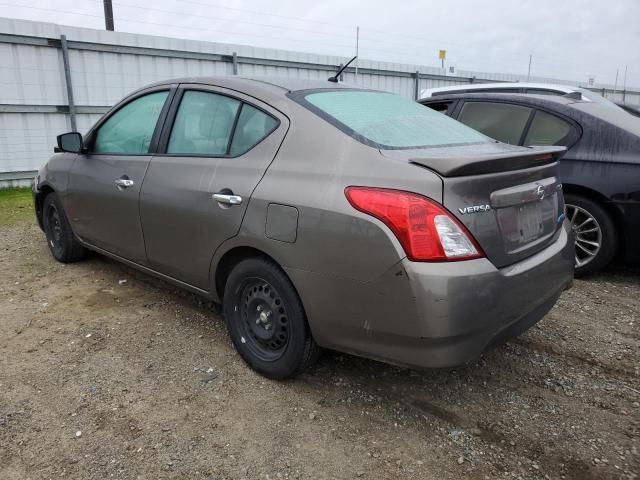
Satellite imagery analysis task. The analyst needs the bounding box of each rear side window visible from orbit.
[94,91,169,154]
[458,102,532,145]
[524,110,573,146]
[168,91,241,155]
[229,104,279,155]
[423,101,454,115]
[301,90,487,149]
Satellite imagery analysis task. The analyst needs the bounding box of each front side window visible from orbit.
[524,110,573,146]
[168,91,241,155]
[229,104,279,155]
[458,102,532,145]
[94,91,169,154]
[300,90,487,149]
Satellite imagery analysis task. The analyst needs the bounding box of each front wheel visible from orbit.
[564,193,616,277]
[42,193,87,263]
[223,257,320,379]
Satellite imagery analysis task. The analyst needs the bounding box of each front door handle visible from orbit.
[114,178,134,189]
[212,193,243,205]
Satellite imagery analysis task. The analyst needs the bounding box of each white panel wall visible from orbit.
[0,112,68,173]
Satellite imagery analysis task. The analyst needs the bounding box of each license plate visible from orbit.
[517,202,544,242]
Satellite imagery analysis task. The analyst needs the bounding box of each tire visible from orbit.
[564,193,616,277]
[223,257,320,379]
[42,192,87,263]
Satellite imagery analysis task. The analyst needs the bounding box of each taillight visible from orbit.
[344,187,484,262]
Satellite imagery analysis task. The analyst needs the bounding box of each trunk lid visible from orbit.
[382,143,566,268]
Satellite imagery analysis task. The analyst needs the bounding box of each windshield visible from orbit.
[299,90,488,149]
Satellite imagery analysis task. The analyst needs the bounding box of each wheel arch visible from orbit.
[34,184,56,230]
[562,182,625,253]
[213,245,285,302]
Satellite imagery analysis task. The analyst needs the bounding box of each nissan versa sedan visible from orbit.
[33,77,574,379]
[421,92,640,276]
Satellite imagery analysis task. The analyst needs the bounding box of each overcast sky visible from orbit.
[1,0,639,87]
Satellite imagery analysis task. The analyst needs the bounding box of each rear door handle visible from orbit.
[212,193,243,205]
[114,178,135,188]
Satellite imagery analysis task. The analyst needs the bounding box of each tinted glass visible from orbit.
[168,91,241,155]
[94,91,169,154]
[229,104,278,155]
[303,91,487,148]
[458,102,532,144]
[524,110,573,146]
[424,101,454,115]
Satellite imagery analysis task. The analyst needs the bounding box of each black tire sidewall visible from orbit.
[223,258,310,379]
[565,193,617,277]
[42,193,83,263]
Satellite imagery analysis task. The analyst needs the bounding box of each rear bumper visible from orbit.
[396,223,574,367]
[293,221,574,369]
[614,201,640,263]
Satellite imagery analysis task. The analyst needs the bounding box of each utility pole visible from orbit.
[623,65,628,102]
[613,68,619,97]
[103,0,115,31]
[355,26,359,82]
[527,54,532,81]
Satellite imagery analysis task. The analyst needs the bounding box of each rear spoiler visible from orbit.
[409,145,566,177]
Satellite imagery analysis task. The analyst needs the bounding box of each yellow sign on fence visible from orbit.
[439,49,447,60]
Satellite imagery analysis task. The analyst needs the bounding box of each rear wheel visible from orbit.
[42,193,87,263]
[564,193,616,277]
[223,257,320,379]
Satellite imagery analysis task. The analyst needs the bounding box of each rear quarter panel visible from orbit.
[212,102,445,284]
[209,103,445,347]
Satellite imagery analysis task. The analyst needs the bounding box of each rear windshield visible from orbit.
[297,90,488,149]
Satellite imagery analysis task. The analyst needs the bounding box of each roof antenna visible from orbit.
[328,56,357,83]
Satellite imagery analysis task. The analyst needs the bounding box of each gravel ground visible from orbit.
[1,218,639,480]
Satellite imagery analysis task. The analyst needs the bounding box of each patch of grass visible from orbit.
[0,187,35,226]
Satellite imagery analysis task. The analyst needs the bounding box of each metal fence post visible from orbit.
[413,71,420,100]
[60,35,77,132]
[232,51,238,75]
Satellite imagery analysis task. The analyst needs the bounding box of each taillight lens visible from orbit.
[344,187,484,262]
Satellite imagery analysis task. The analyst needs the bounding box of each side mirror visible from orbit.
[55,132,84,153]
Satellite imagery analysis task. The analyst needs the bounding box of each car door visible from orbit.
[66,86,174,264]
[139,85,288,289]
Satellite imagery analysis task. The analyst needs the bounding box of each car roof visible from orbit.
[142,76,357,96]
[420,82,578,98]
[419,92,583,107]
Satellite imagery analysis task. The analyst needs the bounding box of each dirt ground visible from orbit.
[1,205,639,479]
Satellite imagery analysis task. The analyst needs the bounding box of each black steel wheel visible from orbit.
[42,193,87,263]
[239,277,290,361]
[223,257,320,379]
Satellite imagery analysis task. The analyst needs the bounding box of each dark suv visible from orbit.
[421,93,640,276]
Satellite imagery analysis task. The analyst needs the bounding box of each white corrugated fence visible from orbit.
[1,17,639,187]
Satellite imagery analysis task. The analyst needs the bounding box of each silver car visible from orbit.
[33,77,574,379]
